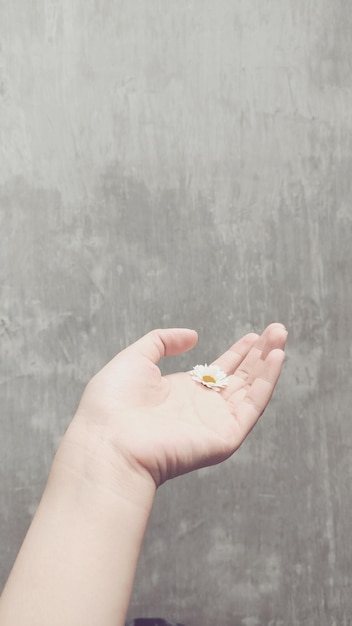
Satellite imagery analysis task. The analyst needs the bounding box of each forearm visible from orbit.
[0,422,156,626]
[0,324,286,624]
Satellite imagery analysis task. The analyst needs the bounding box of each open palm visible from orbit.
[76,324,287,486]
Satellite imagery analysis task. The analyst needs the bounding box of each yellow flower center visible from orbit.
[202,375,216,383]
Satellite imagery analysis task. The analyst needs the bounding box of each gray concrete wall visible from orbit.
[1,2,352,624]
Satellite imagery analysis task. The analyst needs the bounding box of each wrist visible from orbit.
[52,416,157,513]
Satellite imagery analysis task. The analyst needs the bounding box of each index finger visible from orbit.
[230,348,286,440]
[211,333,259,375]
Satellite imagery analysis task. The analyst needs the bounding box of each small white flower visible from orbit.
[190,364,229,391]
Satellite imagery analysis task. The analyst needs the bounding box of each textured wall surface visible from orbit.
[1,2,352,625]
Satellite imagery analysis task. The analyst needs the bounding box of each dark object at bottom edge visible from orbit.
[126,617,184,626]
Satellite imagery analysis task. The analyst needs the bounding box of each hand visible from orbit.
[70,324,287,487]
[0,324,287,626]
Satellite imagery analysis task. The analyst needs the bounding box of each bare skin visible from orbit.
[0,323,287,626]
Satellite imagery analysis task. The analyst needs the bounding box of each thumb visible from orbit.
[126,328,198,364]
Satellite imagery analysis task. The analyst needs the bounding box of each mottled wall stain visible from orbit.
[1,2,352,625]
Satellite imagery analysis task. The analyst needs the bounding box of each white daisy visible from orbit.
[190,364,230,391]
